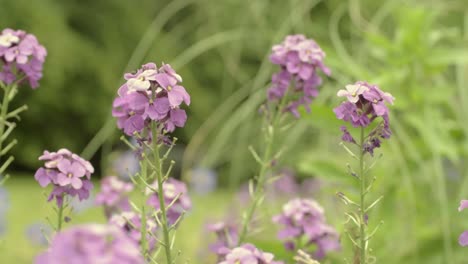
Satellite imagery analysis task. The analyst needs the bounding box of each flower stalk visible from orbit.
[237,90,287,245]
[358,127,366,263]
[152,128,173,264]
[334,81,394,264]
[56,197,64,232]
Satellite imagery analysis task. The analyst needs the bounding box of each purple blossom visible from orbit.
[35,224,144,264]
[34,148,94,206]
[95,176,133,218]
[109,211,158,252]
[207,221,239,256]
[459,200,468,246]
[0,28,47,89]
[217,244,284,264]
[334,82,394,154]
[266,168,300,199]
[146,178,192,226]
[340,126,355,144]
[267,34,329,117]
[112,62,190,137]
[272,199,340,260]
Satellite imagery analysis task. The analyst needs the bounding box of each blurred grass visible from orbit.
[0,176,233,263]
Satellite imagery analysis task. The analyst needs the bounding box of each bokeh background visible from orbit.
[1,0,468,263]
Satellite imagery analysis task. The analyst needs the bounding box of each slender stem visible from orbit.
[359,127,366,264]
[237,126,274,244]
[140,159,148,257]
[153,128,173,264]
[57,196,64,232]
[0,84,13,160]
[238,92,288,244]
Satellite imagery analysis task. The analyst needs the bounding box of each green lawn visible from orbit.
[0,176,234,263]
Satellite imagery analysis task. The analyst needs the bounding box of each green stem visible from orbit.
[153,128,173,264]
[237,92,288,244]
[57,196,64,232]
[359,127,366,264]
[140,159,148,257]
[0,84,12,160]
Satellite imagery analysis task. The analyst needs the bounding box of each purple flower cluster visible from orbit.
[0,28,47,88]
[207,221,239,255]
[112,62,190,137]
[268,34,330,117]
[146,178,192,225]
[95,176,133,218]
[35,224,143,264]
[217,244,283,264]
[109,211,158,251]
[34,149,94,206]
[273,198,340,259]
[333,82,394,155]
[459,200,468,246]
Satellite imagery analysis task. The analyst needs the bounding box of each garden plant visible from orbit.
[1,1,468,263]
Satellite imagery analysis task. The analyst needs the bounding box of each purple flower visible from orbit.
[337,83,369,103]
[154,73,190,107]
[334,82,394,154]
[112,62,190,137]
[217,244,284,264]
[273,199,340,259]
[267,34,329,117]
[459,200,468,246]
[207,221,239,256]
[96,176,133,218]
[35,224,144,264]
[266,168,300,199]
[146,178,192,226]
[34,149,94,206]
[0,28,47,89]
[340,126,355,144]
[109,211,158,252]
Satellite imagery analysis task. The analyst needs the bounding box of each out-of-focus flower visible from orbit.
[0,28,47,88]
[34,148,94,206]
[25,222,52,246]
[112,150,140,180]
[295,250,321,264]
[189,168,217,195]
[217,243,284,264]
[35,224,144,264]
[206,221,239,256]
[109,211,158,251]
[112,62,190,137]
[273,199,340,259]
[69,193,95,214]
[96,176,133,218]
[459,200,468,246]
[146,178,192,225]
[0,186,8,236]
[268,169,300,197]
[334,81,394,155]
[268,34,330,117]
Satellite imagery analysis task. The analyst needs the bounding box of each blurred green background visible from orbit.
[1,0,468,263]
